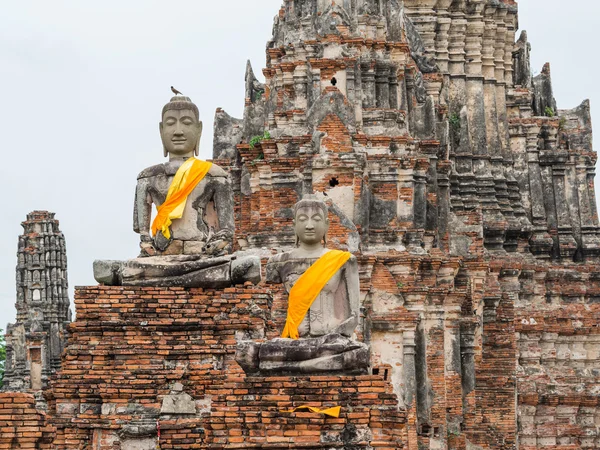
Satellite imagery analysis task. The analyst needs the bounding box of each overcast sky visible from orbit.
[0,0,597,328]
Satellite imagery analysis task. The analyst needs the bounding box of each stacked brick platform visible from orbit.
[209,375,404,449]
[0,393,54,449]
[41,285,404,449]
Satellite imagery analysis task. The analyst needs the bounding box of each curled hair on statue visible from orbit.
[162,96,200,121]
[293,195,328,219]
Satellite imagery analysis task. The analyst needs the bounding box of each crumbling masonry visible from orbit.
[3,212,71,400]
[213,0,600,447]
[1,1,599,449]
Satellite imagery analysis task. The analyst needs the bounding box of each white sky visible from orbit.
[0,0,598,328]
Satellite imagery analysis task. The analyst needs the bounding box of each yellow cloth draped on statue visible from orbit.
[283,405,341,418]
[281,250,352,340]
[152,158,213,240]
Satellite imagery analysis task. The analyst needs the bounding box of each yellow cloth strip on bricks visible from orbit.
[152,158,212,240]
[281,249,352,339]
[283,405,341,418]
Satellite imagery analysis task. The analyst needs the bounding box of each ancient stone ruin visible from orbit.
[3,212,71,403]
[2,0,600,449]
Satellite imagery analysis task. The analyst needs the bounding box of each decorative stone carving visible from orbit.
[236,196,369,374]
[513,30,531,88]
[404,14,439,74]
[93,96,260,288]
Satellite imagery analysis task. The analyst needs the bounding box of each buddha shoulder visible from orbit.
[268,250,319,265]
[136,161,228,181]
[267,252,292,265]
[137,163,168,180]
[265,252,293,283]
[208,163,228,178]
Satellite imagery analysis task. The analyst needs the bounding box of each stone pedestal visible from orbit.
[43,286,401,449]
[210,375,406,448]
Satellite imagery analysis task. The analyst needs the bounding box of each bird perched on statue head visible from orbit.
[171,86,183,95]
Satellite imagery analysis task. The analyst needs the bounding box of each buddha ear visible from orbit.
[195,121,203,157]
[293,219,299,247]
[159,122,168,158]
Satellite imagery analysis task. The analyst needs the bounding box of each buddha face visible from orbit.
[160,108,203,158]
[294,204,329,246]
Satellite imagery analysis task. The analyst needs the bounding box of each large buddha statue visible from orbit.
[93,96,260,288]
[134,95,234,257]
[236,196,369,373]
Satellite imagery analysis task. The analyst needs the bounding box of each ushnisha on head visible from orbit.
[293,195,329,247]
[160,96,203,159]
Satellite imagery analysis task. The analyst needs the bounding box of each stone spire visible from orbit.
[3,211,71,396]
[214,0,600,262]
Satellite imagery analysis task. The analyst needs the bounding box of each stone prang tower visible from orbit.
[214,0,599,259]
[3,211,71,395]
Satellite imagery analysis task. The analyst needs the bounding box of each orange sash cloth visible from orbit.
[281,250,352,340]
[151,158,213,240]
[283,405,341,418]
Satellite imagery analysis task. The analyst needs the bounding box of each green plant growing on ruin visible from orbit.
[544,106,555,117]
[0,329,6,389]
[558,117,567,131]
[249,136,262,149]
[448,113,461,133]
[254,89,264,102]
[249,130,272,149]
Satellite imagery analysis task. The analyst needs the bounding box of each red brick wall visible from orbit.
[0,393,54,449]
[43,285,405,449]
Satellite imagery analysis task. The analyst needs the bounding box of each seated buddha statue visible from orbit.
[93,95,260,288]
[236,196,369,373]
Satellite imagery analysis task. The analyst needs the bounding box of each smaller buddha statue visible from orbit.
[93,96,260,288]
[236,196,369,373]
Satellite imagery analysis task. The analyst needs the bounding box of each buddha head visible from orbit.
[293,195,329,246]
[160,96,202,159]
